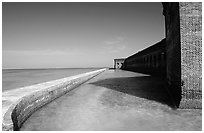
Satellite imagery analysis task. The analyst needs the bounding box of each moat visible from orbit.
[20,70,202,131]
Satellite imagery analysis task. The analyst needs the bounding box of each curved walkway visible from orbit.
[21,70,202,131]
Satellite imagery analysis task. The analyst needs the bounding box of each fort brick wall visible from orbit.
[122,2,202,109]
[179,2,202,108]
[163,2,182,108]
[121,39,166,76]
[163,2,202,108]
[114,58,125,69]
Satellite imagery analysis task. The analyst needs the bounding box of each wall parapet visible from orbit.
[2,68,106,131]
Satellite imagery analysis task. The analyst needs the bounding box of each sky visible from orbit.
[2,2,165,69]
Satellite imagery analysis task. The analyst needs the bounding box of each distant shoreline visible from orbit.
[2,67,107,70]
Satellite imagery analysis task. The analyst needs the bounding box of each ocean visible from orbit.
[2,68,101,92]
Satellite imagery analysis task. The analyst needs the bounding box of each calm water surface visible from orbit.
[2,68,100,91]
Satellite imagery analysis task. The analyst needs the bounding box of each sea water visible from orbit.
[2,68,101,92]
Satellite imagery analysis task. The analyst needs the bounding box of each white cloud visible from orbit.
[104,36,125,45]
[109,45,127,53]
[101,36,127,54]
[3,49,83,56]
[98,44,127,54]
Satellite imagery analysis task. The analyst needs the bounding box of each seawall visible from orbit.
[2,68,106,131]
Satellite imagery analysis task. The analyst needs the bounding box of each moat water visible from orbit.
[20,70,202,131]
[2,68,100,91]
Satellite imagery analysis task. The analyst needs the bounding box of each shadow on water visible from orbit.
[90,75,175,108]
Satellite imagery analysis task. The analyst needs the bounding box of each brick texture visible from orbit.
[179,2,202,108]
[163,2,202,108]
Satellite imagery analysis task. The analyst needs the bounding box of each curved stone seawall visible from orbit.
[2,68,106,131]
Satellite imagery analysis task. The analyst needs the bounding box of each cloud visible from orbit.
[98,44,127,54]
[109,45,127,53]
[104,36,125,45]
[3,49,83,56]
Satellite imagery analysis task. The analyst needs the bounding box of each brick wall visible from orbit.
[163,2,182,108]
[121,39,166,76]
[179,2,202,108]
[163,2,202,108]
[114,59,125,69]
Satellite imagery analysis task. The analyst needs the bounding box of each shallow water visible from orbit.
[2,68,100,91]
